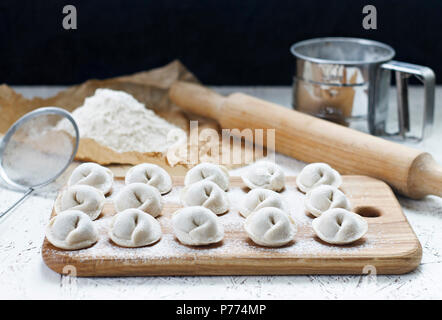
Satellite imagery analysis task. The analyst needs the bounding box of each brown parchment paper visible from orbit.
[0,60,257,175]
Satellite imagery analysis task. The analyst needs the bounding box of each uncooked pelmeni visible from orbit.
[245,207,296,247]
[296,162,342,193]
[180,180,229,215]
[114,183,163,217]
[109,208,162,248]
[125,163,172,194]
[45,210,98,250]
[54,185,105,220]
[312,208,368,245]
[184,163,230,191]
[240,188,285,218]
[172,206,224,246]
[304,185,351,217]
[68,162,114,195]
[241,161,285,192]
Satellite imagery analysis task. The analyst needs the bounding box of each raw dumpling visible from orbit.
[240,188,285,218]
[109,208,162,247]
[45,210,98,250]
[172,206,224,246]
[114,183,163,217]
[125,163,172,195]
[68,162,114,195]
[296,163,342,193]
[180,180,229,215]
[184,163,230,191]
[55,185,105,220]
[245,207,296,247]
[241,161,285,192]
[305,185,351,217]
[312,208,368,245]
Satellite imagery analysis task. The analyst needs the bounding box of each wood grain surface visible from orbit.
[42,176,422,276]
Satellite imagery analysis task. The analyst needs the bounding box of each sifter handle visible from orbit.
[381,61,435,141]
[0,188,34,221]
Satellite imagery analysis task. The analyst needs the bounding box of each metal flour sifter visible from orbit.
[0,107,79,220]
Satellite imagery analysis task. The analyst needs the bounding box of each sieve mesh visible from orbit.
[0,112,77,189]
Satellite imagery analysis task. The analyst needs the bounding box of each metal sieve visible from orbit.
[0,107,79,220]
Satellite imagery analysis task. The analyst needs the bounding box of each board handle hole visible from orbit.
[354,206,381,218]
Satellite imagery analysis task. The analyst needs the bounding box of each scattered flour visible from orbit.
[58,88,185,153]
[48,179,377,266]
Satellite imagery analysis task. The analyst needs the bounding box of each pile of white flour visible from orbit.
[58,88,185,153]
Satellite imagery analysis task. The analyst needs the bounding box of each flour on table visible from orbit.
[58,88,185,153]
[49,179,376,263]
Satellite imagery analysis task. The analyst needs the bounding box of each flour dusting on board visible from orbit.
[57,89,185,153]
[46,179,377,263]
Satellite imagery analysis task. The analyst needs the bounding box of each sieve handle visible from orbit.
[0,188,34,220]
[381,61,435,141]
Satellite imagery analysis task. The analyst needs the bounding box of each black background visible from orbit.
[1,0,441,85]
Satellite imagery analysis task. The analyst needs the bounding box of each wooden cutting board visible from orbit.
[42,176,422,276]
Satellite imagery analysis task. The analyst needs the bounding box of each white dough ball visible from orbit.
[46,210,98,250]
[312,208,368,245]
[68,162,114,195]
[55,185,105,220]
[241,161,285,192]
[180,180,229,215]
[109,208,162,248]
[172,206,224,246]
[240,188,285,218]
[125,163,172,194]
[244,207,296,247]
[304,185,351,217]
[114,183,163,217]
[296,162,342,193]
[184,163,230,191]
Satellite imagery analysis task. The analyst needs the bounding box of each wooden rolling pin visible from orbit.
[170,81,442,199]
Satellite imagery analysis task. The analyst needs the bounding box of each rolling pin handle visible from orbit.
[409,153,442,199]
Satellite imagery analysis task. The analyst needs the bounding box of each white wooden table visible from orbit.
[0,86,441,299]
